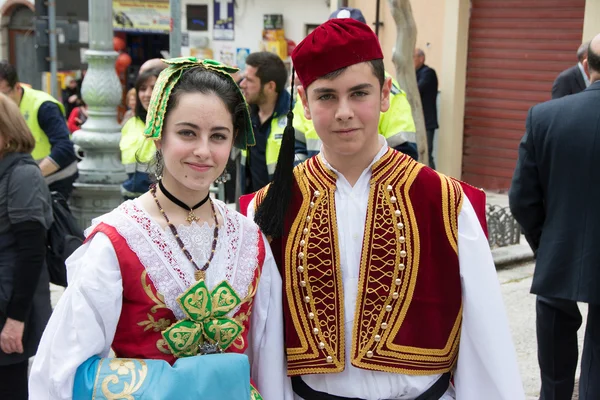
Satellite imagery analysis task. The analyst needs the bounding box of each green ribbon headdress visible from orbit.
[143,57,255,149]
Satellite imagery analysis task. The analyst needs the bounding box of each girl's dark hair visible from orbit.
[134,68,161,123]
[163,66,248,141]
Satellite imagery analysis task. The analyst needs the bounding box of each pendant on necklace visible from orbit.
[187,210,199,224]
[195,270,206,281]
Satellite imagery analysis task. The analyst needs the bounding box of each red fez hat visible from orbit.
[291,18,383,88]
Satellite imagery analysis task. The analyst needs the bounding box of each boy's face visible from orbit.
[298,62,391,159]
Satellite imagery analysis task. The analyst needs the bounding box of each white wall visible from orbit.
[180,0,330,64]
[0,0,330,67]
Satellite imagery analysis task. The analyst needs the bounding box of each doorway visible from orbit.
[8,6,38,89]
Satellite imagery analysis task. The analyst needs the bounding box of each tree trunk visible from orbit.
[387,0,428,165]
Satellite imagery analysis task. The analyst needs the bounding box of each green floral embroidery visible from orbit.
[161,280,244,357]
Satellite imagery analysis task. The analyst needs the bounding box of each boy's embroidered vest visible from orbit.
[254,149,486,376]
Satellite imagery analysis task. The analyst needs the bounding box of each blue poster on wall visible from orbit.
[213,0,234,41]
[236,48,251,71]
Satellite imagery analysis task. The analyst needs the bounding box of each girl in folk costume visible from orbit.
[29,58,291,399]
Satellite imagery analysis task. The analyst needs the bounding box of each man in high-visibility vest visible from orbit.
[238,51,290,194]
[0,62,78,200]
[294,7,418,162]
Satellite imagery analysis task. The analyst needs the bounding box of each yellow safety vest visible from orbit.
[293,73,416,153]
[241,114,287,177]
[19,86,65,161]
[120,117,155,173]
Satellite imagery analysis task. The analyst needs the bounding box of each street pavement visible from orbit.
[485,191,587,398]
[499,262,587,399]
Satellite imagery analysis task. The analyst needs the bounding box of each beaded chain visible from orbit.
[150,183,219,281]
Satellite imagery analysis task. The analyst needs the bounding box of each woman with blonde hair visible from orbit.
[0,93,53,400]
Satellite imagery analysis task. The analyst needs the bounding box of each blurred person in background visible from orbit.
[119,68,161,199]
[121,87,137,127]
[61,76,81,120]
[0,93,53,400]
[414,47,439,169]
[0,62,78,200]
[552,42,590,99]
[67,101,88,134]
[238,51,289,195]
[139,58,167,74]
[510,35,600,400]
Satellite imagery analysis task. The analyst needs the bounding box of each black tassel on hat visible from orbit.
[254,69,297,239]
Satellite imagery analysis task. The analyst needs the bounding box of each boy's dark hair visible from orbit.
[245,52,288,94]
[0,61,19,88]
[321,59,385,88]
[134,68,162,123]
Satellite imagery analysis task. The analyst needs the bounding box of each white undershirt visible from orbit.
[578,62,591,88]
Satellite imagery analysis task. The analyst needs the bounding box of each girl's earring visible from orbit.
[155,150,164,180]
[215,170,230,184]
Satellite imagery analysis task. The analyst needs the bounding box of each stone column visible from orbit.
[70,0,127,229]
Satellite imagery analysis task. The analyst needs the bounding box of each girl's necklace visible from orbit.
[158,179,210,223]
[151,184,219,281]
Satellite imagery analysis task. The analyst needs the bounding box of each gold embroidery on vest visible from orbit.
[135,271,172,355]
[377,165,462,372]
[253,184,270,212]
[285,150,464,375]
[156,338,171,355]
[351,152,422,372]
[231,269,261,351]
[137,271,172,332]
[285,159,345,374]
[440,174,463,253]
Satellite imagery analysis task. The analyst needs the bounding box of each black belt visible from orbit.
[291,372,451,400]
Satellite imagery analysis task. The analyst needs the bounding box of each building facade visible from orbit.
[1,0,331,88]
[3,0,598,190]
[351,0,599,190]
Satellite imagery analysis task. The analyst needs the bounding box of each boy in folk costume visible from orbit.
[245,19,524,399]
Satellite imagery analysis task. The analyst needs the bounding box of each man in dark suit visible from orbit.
[414,48,438,169]
[509,34,600,400]
[552,42,590,99]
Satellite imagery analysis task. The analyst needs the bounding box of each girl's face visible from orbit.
[156,91,235,193]
[138,76,157,111]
